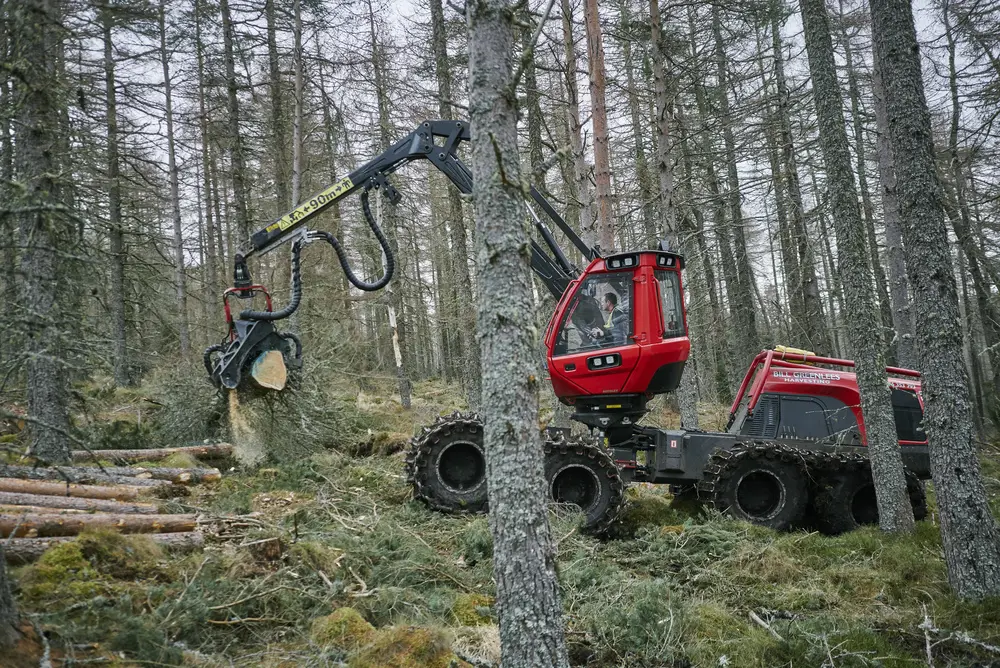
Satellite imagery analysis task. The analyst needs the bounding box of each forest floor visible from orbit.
[4,362,1000,667]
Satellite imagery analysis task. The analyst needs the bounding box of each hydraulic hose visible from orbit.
[311,186,395,292]
[240,237,305,321]
[203,343,226,380]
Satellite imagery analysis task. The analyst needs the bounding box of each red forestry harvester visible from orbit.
[206,120,930,535]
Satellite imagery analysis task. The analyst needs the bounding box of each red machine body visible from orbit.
[729,349,927,446]
[544,250,690,401]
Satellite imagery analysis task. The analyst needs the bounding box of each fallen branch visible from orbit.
[0,491,158,514]
[0,477,145,500]
[3,531,204,564]
[749,610,784,642]
[0,512,197,538]
[71,443,233,463]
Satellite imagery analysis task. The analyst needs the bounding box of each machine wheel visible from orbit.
[406,413,488,513]
[700,443,809,531]
[544,436,625,534]
[813,468,927,535]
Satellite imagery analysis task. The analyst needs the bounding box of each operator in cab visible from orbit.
[589,292,627,346]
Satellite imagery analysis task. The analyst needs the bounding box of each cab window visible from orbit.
[553,272,632,356]
[655,269,685,339]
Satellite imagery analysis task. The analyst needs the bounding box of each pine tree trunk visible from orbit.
[159,0,189,356]
[194,0,218,301]
[770,3,830,354]
[870,0,1000,598]
[15,0,73,466]
[265,0,290,210]
[871,62,916,369]
[0,546,16,649]
[468,1,570,663]
[220,0,251,241]
[367,0,411,408]
[583,0,613,251]
[430,0,481,409]
[650,0,698,428]
[710,7,761,376]
[560,0,592,241]
[290,0,303,207]
[102,7,131,386]
[801,0,913,532]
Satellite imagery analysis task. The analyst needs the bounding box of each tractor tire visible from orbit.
[700,443,809,531]
[813,468,927,535]
[544,436,625,535]
[406,413,488,514]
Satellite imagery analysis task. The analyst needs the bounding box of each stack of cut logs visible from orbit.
[1,443,232,564]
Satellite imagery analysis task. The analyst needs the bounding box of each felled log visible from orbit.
[0,491,158,514]
[71,443,233,463]
[2,531,204,565]
[0,505,88,514]
[0,465,170,488]
[0,512,198,538]
[0,478,144,501]
[91,465,222,484]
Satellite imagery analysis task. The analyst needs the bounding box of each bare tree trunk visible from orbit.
[871,0,1000,599]
[290,0,303,207]
[265,0,290,210]
[560,0,591,241]
[194,0,218,301]
[159,0,189,356]
[220,0,251,241]
[583,0,613,251]
[871,62,915,369]
[771,3,830,354]
[430,0,481,409]
[14,0,73,467]
[101,6,131,386]
[367,0,411,408]
[650,0,698,428]
[801,0,913,532]
[0,544,16,649]
[468,1,570,664]
[711,7,761,375]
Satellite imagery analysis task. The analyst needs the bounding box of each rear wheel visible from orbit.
[701,443,809,531]
[813,468,927,535]
[544,437,624,534]
[406,413,488,513]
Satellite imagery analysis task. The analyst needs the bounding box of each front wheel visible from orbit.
[543,437,625,534]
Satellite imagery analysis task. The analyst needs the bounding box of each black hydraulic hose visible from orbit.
[240,237,305,321]
[311,187,394,292]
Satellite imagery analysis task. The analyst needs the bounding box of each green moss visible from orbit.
[348,626,469,668]
[19,542,106,603]
[451,593,493,626]
[311,608,375,650]
[289,540,343,574]
[157,452,202,469]
[74,528,168,580]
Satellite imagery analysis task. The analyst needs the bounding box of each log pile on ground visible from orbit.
[1,445,225,562]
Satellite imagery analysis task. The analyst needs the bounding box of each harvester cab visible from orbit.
[543,245,690,437]
[205,119,692,395]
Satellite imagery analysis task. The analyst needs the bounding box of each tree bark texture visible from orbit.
[13,0,74,465]
[3,531,204,565]
[650,0,698,428]
[770,4,830,354]
[467,1,570,664]
[101,6,131,386]
[0,512,196,538]
[431,0,481,409]
[871,62,916,369]
[583,0,613,251]
[220,0,251,241]
[159,0,190,356]
[265,0,290,210]
[870,0,1000,598]
[560,0,592,241]
[0,543,15,649]
[0,492,158,514]
[800,0,913,532]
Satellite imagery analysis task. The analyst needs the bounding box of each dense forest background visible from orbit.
[3,0,1000,427]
